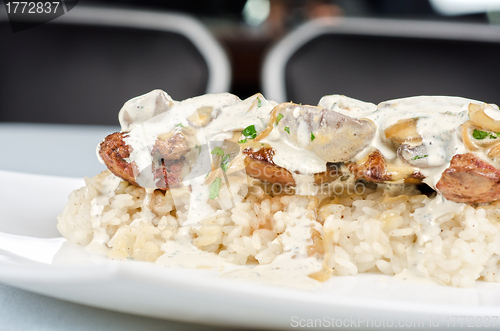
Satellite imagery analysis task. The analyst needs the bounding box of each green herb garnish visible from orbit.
[257,97,262,108]
[276,113,284,125]
[411,155,428,160]
[311,132,315,141]
[209,177,222,200]
[284,126,290,134]
[473,129,489,140]
[175,123,185,128]
[211,147,224,156]
[238,138,247,144]
[242,125,257,139]
[221,154,230,172]
[211,147,231,172]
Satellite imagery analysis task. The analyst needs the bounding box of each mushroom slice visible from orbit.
[384,118,421,144]
[398,144,430,168]
[461,121,479,151]
[488,142,500,159]
[118,90,173,132]
[187,106,217,128]
[468,103,500,132]
[273,103,376,162]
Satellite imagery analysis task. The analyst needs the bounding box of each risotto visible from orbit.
[58,90,500,287]
[58,169,500,287]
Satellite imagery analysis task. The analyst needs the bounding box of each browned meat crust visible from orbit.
[99,131,187,189]
[243,147,295,186]
[153,158,185,189]
[100,133,427,192]
[348,150,424,184]
[315,163,343,185]
[348,151,391,183]
[99,132,138,186]
[152,131,189,161]
[243,147,341,186]
[437,153,500,204]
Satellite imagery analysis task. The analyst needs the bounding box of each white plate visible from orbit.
[1,169,500,330]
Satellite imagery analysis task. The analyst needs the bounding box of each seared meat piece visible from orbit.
[99,132,138,186]
[348,151,391,183]
[437,153,500,204]
[153,131,191,161]
[153,158,186,190]
[348,150,424,184]
[243,147,342,186]
[244,147,294,186]
[99,131,190,189]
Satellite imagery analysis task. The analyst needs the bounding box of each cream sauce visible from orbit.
[395,195,466,283]
[155,227,234,269]
[86,173,122,252]
[320,95,484,189]
[155,202,325,289]
[115,90,278,224]
[92,90,500,286]
[262,129,327,175]
[219,203,324,289]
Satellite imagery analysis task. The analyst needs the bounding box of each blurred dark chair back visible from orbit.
[262,17,500,105]
[0,5,231,125]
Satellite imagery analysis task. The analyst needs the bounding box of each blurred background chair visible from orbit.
[262,17,500,105]
[0,5,231,125]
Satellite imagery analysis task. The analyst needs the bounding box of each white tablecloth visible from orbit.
[0,123,239,331]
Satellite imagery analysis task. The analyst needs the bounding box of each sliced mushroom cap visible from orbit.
[187,106,218,128]
[119,90,173,131]
[397,144,430,168]
[274,103,376,162]
[468,103,500,132]
[384,118,421,144]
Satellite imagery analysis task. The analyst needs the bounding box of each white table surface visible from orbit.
[0,123,242,331]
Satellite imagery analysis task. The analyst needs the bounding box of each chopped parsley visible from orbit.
[175,123,185,128]
[257,97,262,108]
[473,129,489,140]
[221,154,230,172]
[209,177,222,200]
[472,129,500,140]
[211,147,224,156]
[311,132,315,141]
[284,126,290,134]
[238,138,247,144]
[276,113,284,125]
[411,155,428,160]
[211,147,231,172]
[242,125,257,140]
